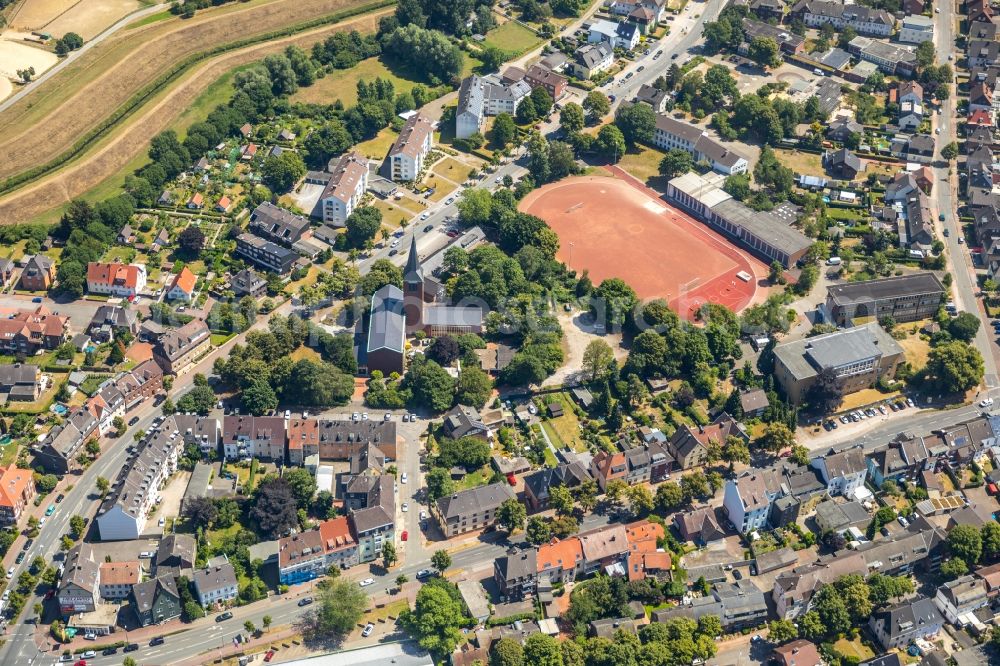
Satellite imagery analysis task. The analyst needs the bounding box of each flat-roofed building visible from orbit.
[824,273,945,327]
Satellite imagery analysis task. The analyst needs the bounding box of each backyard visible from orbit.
[772,148,824,178]
[484,20,544,55]
[538,393,588,453]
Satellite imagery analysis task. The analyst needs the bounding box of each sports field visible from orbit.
[519,175,764,320]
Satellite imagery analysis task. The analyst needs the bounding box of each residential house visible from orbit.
[0,305,68,355]
[193,560,239,607]
[824,148,863,180]
[823,273,944,327]
[741,18,806,54]
[772,552,869,619]
[435,482,516,537]
[387,114,434,182]
[155,534,197,577]
[0,363,39,403]
[494,549,539,599]
[249,202,312,247]
[99,561,140,600]
[0,465,36,525]
[235,233,299,274]
[790,0,894,36]
[321,152,369,226]
[652,579,769,631]
[634,84,671,113]
[652,115,749,175]
[933,575,989,624]
[814,499,871,533]
[772,322,904,404]
[969,40,1000,69]
[0,258,13,289]
[588,19,641,51]
[811,448,868,496]
[667,413,748,469]
[571,43,615,79]
[59,544,100,615]
[749,0,784,22]
[215,196,232,213]
[221,415,287,461]
[18,255,54,291]
[898,99,924,131]
[771,640,823,666]
[970,20,1000,41]
[739,388,769,418]
[905,134,936,163]
[827,116,864,143]
[350,475,395,562]
[456,75,531,139]
[131,575,182,626]
[87,381,125,436]
[87,262,147,298]
[275,516,359,583]
[899,14,933,44]
[114,359,165,411]
[723,470,783,532]
[166,267,197,302]
[152,319,210,375]
[117,225,135,244]
[231,269,267,298]
[674,506,725,544]
[523,461,592,512]
[608,0,665,23]
[869,596,943,650]
[286,417,318,466]
[442,404,490,440]
[904,191,935,249]
[523,64,568,99]
[87,305,139,343]
[36,407,98,474]
[319,515,359,570]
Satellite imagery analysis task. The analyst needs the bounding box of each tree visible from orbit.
[400,578,466,655]
[748,37,781,70]
[457,187,493,227]
[383,25,464,85]
[284,467,318,509]
[432,550,452,571]
[526,516,551,545]
[426,467,455,501]
[177,226,206,255]
[949,524,983,566]
[982,521,1000,561]
[655,482,684,512]
[492,113,517,148]
[262,615,272,632]
[261,151,306,192]
[583,91,611,121]
[916,40,935,69]
[404,357,456,412]
[941,557,969,580]
[242,378,278,416]
[560,102,585,134]
[345,206,383,248]
[245,620,257,635]
[806,367,844,413]
[582,339,614,381]
[592,278,637,329]
[522,634,562,666]
[69,515,86,539]
[760,422,795,453]
[250,478,299,538]
[550,484,576,516]
[614,102,657,145]
[595,124,626,162]
[304,119,353,167]
[925,342,985,393]
[480,44,507,71]
[941,141,959,160]
[867,573,914,607]
[948,312,981,342]
[497,498,526,533]
[95,476,110,498]
[659,149,694,178]
[768,619,798,644]
[382,541,399,567]
[183,495,218,529]
[491,638,525,666]
[301,577,368,640]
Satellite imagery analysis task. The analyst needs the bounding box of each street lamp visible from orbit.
[569,242,575,270]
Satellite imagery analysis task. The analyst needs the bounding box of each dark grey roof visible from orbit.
[404,236,423,285]
[708,198,813,257]
[367,285,405,354]
[423,305,483,328]
[0,363,37,387]
[193,562,238,595]
[497,550,537,581]
[827,273,944,307]
[249,202,311,244]
[871,596,943,641]
[350,475,395,533]
[131,575,179,614]
[156,534,196,570]
[436,482,516,520]
[231,268,266,295]
[773,322,902,381]
[89,305,138,331]
[576,43,613,69]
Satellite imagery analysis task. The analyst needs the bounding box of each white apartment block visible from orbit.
[898,14,933,44]
[321,152,368,226]
[389,114,434,182]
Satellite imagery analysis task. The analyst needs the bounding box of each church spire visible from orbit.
[404,235,423,285]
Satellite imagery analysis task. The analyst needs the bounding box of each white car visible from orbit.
[384,413,391,421]
[420,212,430,220]
[495,176,502,183]
[980,398,995,408]
[352,412,360,422]
[419,510,427,520]
[402,503,409,512]
[359,578,375,587]
[390,239,400,248]
[445,197,455,205]
[401,473,408,484]
[362,623,375,637]
[284,410,291,419]
[362,412,369,421]
[158,517,165,527]
[5,567,12,580]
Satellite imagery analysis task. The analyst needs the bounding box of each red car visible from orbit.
[506,473,516,486]
[401,530,408,541]
[264,650,275,662]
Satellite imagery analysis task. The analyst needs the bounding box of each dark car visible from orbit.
[124,644,139,653]
[298,597,314,607]
[15,552,25,564]
[388,249,398,256]
[216,611,233,622]
[22,539,32,551]
[55,494,64,503]
[149,637,164,646]
[423,224,433,232]
[128,416,140,426]
[102,648,118,656]
[671,53,678,59]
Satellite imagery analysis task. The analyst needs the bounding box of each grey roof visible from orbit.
[458,76,485,120]
[820,47,852,70]
[755,546,799,573]
[249,202,311,244]
[0,363,38,388]
[871,596,943,641]
[795,0,894,26]
[423,305,483,328]
[193,562,238,595]
[436,482,516,520]
[89,305,138,331]
[231,268,266,295]
[156,533,197,570]
[907,134,936,155]
[44,407,98,458]
[367,285,405,354]
[497,549,538,581]
[575,42,613,69]
[155,318,210,363]
[60,544,99,598]
[404,236,423,285]
[655,114,706,143]
[827,273,944,307]
[814,78,844,115]
[131,575,179,615]
[184,462,213,504]
[815,499,870,530]
[708,198,813,257]
[350,475,395,533]
[773,322,902,381]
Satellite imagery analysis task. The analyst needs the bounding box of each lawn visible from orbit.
[210,332,237,346]
[354,127,400,161]
[372,198,418,229]
[0,443,18,467]
[79,374,114,397]
[170,67,242,140]
[618,144,667,187]
[289,346,322,362]
[898,331,931,368]
[484,21,543,55]
[864,160,901,181]
[364,599,409,623]
[773,148,825,177]
[290,58,421,107]
[457,464,494,491]
[832,637,875,662]
[542,393,588,452]
[430,157,476,187]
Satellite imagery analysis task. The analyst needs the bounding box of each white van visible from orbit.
[826,256,842,266]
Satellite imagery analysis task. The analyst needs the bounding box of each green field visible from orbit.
[484,21,543,55]
[291,58,421,107]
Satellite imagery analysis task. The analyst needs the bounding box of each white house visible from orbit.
[588,19,641,51]
[87,382,125,436]
[388,114,434,182]
[86,262,147,299]
[166,267,197,302]
[898,14,933,44]
[321,151,368,226]
[810,448,867,496]
[456,76,531,140]
[933,576,989,625]
[723,471,782,533]
[571,43,615,79]
[193,559,239,607]
[652,114,749,175]
[898,99,923,130]
[609,0,665,22]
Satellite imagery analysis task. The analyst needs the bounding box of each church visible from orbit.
[357,237,485,376]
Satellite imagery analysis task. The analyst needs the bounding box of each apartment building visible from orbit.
[723,470,784,533]
[131,576,182,627]
[235,233,299,275]
[0,305,69,355]
[651,115,749,175]
[455,75,531,139]
[321,152,369,226]
[0,465,35,526]
[99,561,141,600]
[790,0,894,36]
[523,64,568,99]
[249,202,312,247]
[388,114,434,182]
[350,475,395,563]
[152,319,211,375]
[811,448,868,496]
[667,413,749,469]
[221,415,287,461]
[36,407,99,474]
[869,597,943,650]
[933,576,989,625]
[59,544,100,615]
[278,516,359,584]
[18,255,54,291]
[435,482,516,537]
[86,262,147,298]
[899,14,933,43]
[824,273,945,327]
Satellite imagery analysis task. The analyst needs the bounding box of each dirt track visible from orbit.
[0,0,372,182]
[0,8,390,224]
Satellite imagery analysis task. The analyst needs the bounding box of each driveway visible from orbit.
[543,310,626,387]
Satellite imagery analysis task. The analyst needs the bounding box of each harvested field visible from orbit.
[6,0,77,31]
[0,7,391,225]
[0,38,59,81]
[0,0,381,184]
[43,0,144,41]
[519,174,765,320]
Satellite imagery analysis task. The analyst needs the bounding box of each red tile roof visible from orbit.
[87,262,144,290]
[170,267,197,296]
[0,466,33,509]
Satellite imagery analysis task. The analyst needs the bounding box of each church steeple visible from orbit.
[404,235,423,286]
[403,235,424,330]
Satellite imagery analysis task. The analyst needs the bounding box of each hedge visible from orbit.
[0,0,397,196]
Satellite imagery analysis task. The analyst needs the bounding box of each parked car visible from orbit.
[102,648,118,656]
[82,651,96,659]
[216,612,233,622]
[401,473,408,484]
[55,494,64,503]
[149,637,164,646]
[298,597,314,607]
[264,650,276,662]
[362,623,375,637]
[46,505,55,516]
[416,569,433,580]
[359,578,375,587]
